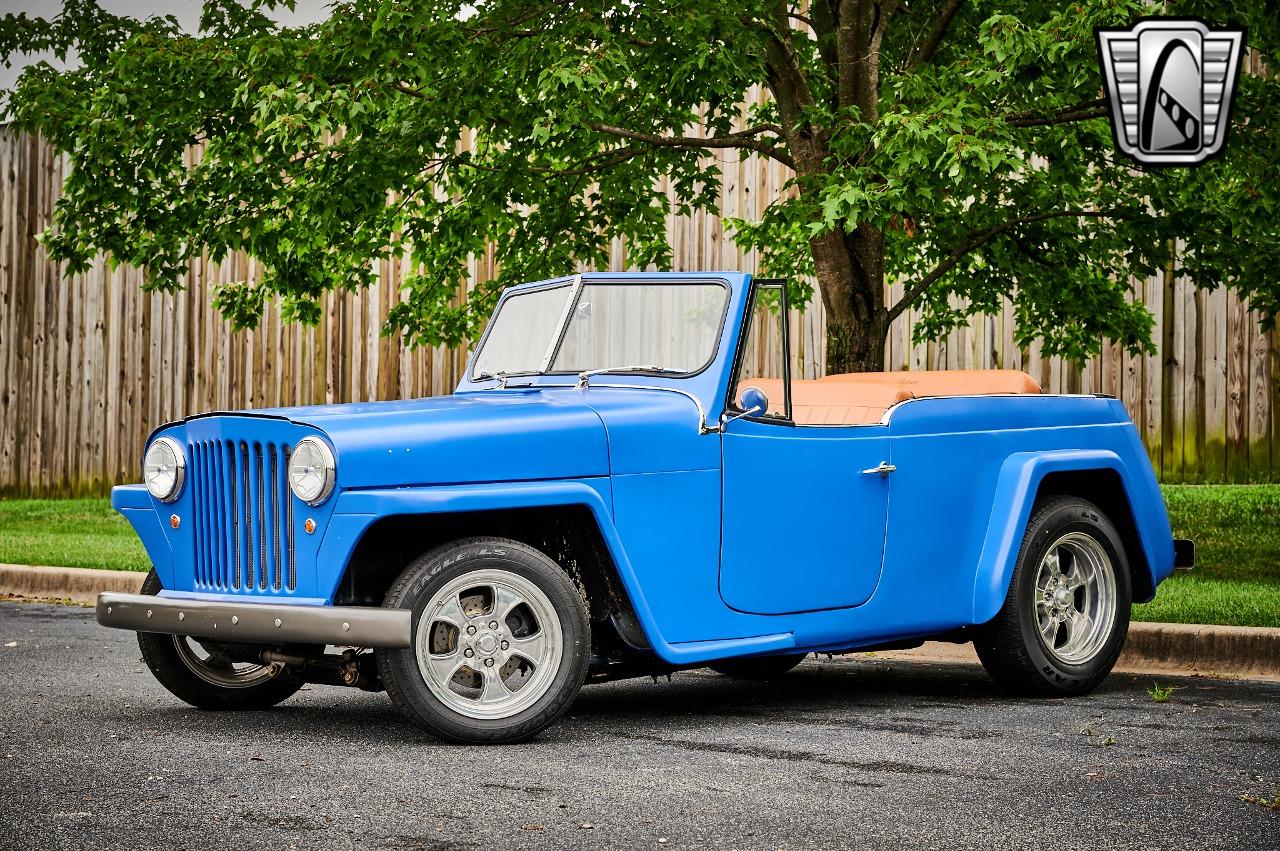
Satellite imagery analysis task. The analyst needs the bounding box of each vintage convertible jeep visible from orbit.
[98,272,1192,743]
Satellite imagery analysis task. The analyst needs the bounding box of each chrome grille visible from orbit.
[190,440,295,593]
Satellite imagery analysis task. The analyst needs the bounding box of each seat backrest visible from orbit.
[735,370,1041,426]
[821,369,1042,396]
[736,378,910,426]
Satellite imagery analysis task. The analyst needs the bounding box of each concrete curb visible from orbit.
[0,563,144,606]
[2,563,1277,681]
[841,626,1280,682]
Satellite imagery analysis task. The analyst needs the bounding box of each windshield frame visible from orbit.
[469,275,734,383]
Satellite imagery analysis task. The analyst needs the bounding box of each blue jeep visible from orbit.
[98,272,1192,743]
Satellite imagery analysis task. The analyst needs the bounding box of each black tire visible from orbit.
[709,653,807,680]
[135,570,304,710]
[974,496,1132,696]
[376,537,590,744]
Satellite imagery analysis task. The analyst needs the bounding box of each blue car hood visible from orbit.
[257,390,611,489]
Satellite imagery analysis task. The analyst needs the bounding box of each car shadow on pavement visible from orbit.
[124,656,1248,750]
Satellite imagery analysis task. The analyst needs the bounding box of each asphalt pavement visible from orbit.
[0,601,1276,851]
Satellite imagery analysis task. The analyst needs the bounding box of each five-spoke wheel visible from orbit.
[416,569,563,720]
[1032,532,1117,666]
[377,537,590,744]
[975,496,1131,696]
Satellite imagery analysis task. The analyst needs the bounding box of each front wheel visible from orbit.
[974,496,1132,696]
[135,571,304,710]
[376,537,590,744]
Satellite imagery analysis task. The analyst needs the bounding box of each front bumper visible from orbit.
[96,593,412,648]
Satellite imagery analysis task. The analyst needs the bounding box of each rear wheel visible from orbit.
[135,570,304,710]
[974,496,1131,696]
[376,537,590,744]
[709,653,807,680]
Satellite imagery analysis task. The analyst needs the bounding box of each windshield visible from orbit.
[471,281,728,379]
[470,284,574,379]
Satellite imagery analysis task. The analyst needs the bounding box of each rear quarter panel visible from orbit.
[879,395,1173,631]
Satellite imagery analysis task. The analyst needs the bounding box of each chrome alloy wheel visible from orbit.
[415,568,563,720]
[1033,532,1118,665]
[171,636,280,688]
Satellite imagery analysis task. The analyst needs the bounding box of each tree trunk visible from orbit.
[809,227,889,375]
[824,307,888,374]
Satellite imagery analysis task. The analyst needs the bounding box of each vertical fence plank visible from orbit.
[1226,289,1250,481]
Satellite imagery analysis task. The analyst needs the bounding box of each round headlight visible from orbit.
[289,437,336,505]
[143,437,186,503]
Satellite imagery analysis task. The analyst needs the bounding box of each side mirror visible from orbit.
[708,385,770,434]
[737,386,769,418]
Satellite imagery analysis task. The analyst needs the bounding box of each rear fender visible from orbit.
[971,449,1173,624]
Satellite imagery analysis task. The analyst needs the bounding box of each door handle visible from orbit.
[861,461,896,478]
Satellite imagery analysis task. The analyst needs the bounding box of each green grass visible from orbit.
[1133,485,1280,628]
[0,498,148,572]
[0,484,1277,625]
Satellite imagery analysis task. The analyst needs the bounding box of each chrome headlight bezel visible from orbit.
[289,436,337,506]
[143,436,186,503]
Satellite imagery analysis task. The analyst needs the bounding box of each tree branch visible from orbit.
[906,0,963,71]
[836,0,859,109]
[585,122,795,168]
[761,0,821,150]
[886,209,1136,322]
[1007,98,1108,128]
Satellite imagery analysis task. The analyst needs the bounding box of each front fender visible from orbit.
[324,481,794,666]
[971,449,1174,624]
[111,484,175,587]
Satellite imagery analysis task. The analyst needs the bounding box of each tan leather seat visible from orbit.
[737,370,1041,426]
[822,369,1042,396]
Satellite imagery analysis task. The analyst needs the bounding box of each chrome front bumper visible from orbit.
[96,593,412,648]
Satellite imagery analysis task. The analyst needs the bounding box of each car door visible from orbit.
[719,416,891,614]
[717,278,891,615]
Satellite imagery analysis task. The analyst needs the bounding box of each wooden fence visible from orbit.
[1,125,1276,494]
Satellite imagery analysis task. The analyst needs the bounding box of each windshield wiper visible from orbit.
[575,365,682,389]
[473,371,511,389]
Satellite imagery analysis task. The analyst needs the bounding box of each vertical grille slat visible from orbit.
[284,445,295,591]
[228,442,241,590]
[241,442,254,590]
[270,445,283,591]
[255,444,267,589]
[189,435,299,596]
[201,442,216,589]
[206,442,220,589]
[190,442,203,587]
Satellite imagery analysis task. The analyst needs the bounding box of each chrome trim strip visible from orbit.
[539,273,584,373]
[96,592,412,649]
[536,381,718,434]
